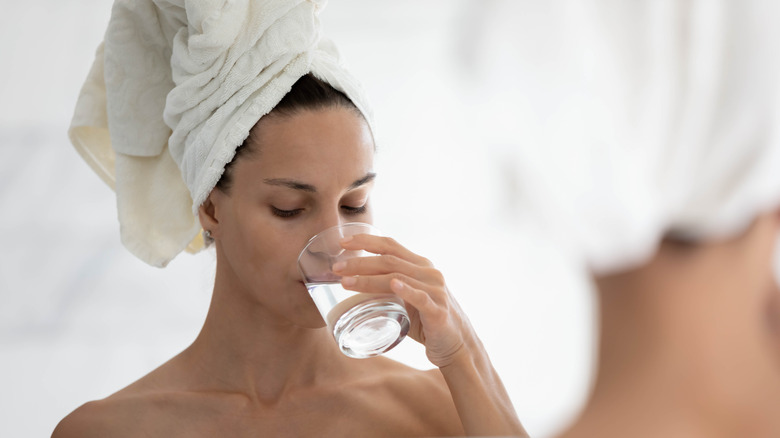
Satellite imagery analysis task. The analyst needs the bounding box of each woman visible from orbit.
[54,1,525,436]
[473,1,780,436]
[559,2,780,434]
[560,211,780,438]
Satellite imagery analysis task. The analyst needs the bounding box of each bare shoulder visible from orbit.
[52,357,195,438]
[386,363,452,400]
[368,357,452,397]
[52,382,208,438]
[355,358,465,436]
[52,397,135,438]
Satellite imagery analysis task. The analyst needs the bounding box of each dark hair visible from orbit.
[215,73,361,192]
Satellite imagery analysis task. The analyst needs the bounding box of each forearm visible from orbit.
[334,236,526,435]
[439,338,528,437]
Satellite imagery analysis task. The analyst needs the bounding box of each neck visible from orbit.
[560,280,780,438]
[561,290,707,438]
[183,263,349,404]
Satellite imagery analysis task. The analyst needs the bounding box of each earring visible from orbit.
[203,230,212,240]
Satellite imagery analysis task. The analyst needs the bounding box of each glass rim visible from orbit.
[296,222,380,272]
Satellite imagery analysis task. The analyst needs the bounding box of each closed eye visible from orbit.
[342,205,367,215]
[271,207,303,218]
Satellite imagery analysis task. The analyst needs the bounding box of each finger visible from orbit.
[390,278,438,315]
[341,234,432,267]
[341,272,439,301]
[333,254,442,284]
[390,279,453,340]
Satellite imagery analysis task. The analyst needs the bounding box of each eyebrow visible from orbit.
[263,172,376,193]
[348,172,377,190]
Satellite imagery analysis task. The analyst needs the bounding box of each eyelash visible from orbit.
[342,205,367,215]
[271,207,303,218]
[271,205,367,218]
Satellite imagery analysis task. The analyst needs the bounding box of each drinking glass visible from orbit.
[298,223,410,358]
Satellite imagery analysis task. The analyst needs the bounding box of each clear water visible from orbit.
[307,282,360,326]
[306,282,410,358]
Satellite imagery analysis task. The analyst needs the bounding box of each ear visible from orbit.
[198,190,221,238]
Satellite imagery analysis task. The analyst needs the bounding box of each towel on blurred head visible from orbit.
[69,0,373,267]
[484,0,780,274]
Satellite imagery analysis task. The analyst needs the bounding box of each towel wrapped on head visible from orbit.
[489,0,780,274]
[69,0,373,267]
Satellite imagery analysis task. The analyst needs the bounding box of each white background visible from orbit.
[0,1,595,437]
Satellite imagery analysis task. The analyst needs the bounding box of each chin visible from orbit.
[301,318,328,330]
[301,300,329,328]
[286,309,328,330]
[293,290,329,329]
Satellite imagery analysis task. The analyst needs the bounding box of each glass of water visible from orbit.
[298,222,410,358]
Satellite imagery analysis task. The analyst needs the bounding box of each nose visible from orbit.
[303,205,346,255]
[317,204,347,235]
[300,206,349,276]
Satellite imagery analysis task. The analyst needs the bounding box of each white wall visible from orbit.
[0,1,594,437]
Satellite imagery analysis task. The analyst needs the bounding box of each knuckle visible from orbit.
[412,288,431,307]
[356,275,373,289]
[427,303,446,321]
[425,268,445,285]
[384,254,402,269]
[382,237,399,253]
[431,286,450,303]
[390,272,409,283]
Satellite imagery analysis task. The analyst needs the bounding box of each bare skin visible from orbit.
[558,211,780,438]
[53,107,525,437]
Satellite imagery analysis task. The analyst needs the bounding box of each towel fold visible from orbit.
[69,0,373,267]
[475,0,780,274]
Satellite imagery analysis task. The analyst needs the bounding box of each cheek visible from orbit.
[241,224,314,282]
[222,208,287,276]
[245,228,296,271]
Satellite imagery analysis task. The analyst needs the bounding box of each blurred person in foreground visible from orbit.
[467,0,780,437]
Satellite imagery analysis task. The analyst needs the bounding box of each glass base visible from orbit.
[333,300,410,359]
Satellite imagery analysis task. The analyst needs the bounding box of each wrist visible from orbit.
[436,343,474,372]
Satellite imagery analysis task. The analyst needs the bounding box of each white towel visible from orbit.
[69,0,374,267]
[474,0,780,274]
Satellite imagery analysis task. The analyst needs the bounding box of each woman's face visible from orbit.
[201,106,375,328]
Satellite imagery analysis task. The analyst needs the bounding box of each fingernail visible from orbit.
[342,276,357,286]
[332,261,346,272]
[390,279,404,292]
